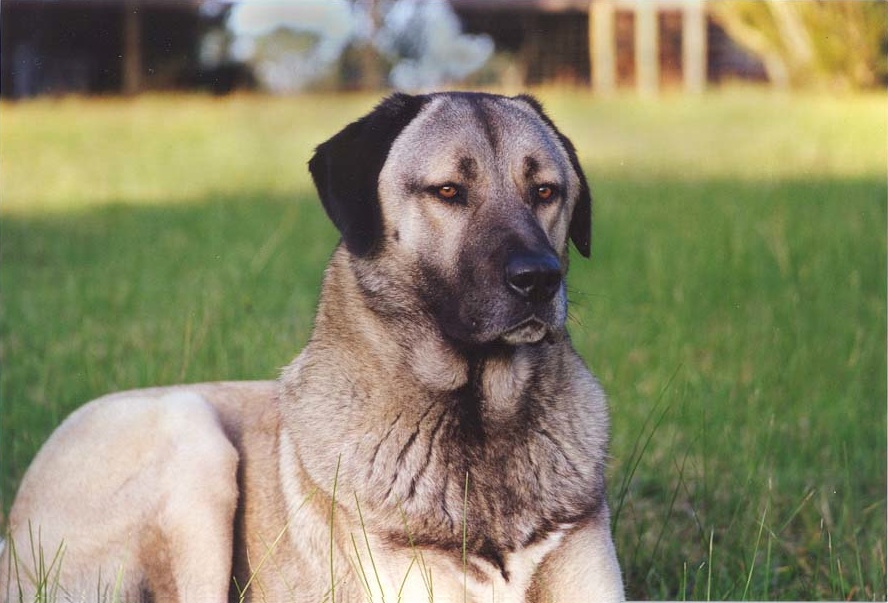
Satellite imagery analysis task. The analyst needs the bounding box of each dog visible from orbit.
[1,92,624,603]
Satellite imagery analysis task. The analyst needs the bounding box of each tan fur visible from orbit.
[1,93,624,603]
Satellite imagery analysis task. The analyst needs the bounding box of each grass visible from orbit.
[1,87,886,600]
[3,525,66,603]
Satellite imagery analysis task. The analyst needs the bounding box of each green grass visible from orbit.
[1,88,886,601]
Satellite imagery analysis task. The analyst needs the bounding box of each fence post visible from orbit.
[635,0,658,96]
[682,0,707,93]
[123,0,142,95]
[591,0,616,94]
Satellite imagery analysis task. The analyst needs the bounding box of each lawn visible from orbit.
[1,88,885,601]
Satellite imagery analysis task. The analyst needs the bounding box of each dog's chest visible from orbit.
[362,371,599,574]
[366,526,568,603]
[285,342,605,590]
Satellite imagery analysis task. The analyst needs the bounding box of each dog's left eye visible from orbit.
[535,184,558,203]
[429,183,465,204]
[438,185,459,200]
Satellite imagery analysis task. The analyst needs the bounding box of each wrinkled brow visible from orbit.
[523,156,539,180]
[458,156,478,182]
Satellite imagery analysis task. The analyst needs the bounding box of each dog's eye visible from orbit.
[436,184,461,201]
[535,185,558,203]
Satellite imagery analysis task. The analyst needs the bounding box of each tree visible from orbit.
[710,0,887,90]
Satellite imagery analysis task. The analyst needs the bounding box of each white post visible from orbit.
[634,0,658,96]
[682,0,707,93]
[591,0,616,94]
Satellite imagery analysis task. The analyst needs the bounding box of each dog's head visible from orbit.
[309,92,592,347]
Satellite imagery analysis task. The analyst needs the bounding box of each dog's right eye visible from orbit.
[432,184,463,203]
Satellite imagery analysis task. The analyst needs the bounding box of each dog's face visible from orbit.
[309,92,591,346]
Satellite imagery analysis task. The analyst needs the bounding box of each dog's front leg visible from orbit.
[530,508,624,603]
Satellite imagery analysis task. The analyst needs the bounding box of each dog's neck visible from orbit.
[287,247,604,571]
[314,246,542,420]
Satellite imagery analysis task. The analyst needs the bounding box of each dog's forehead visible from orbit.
[384,94,569,178]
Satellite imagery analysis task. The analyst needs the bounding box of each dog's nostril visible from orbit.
[505,254,562,302]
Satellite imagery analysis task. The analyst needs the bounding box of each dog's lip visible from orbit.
[499,316,549,345]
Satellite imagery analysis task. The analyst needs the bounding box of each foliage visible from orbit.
[225,0,493,92]
[711,0,888,90]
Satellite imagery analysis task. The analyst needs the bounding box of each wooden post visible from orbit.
[590,0,616,94]
[634,0,658,96]
[123,0,142,95]
[682,0,706,93]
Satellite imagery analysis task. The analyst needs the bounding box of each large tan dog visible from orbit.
[1,92,624,603]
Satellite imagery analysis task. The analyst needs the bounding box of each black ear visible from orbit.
[308,93,428,257]
[514,95,592,258]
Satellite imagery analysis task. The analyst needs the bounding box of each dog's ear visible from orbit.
[513,95,592,258]
[308,93,428,257]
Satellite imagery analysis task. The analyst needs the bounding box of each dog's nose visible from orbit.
[505,252,562,303]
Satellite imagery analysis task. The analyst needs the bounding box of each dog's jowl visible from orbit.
[1,93,624,603]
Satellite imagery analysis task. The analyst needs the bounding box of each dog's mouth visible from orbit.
[499,316,550,345]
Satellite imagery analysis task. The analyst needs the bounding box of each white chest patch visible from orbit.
[365,528,569,603]
[470,528,568,603]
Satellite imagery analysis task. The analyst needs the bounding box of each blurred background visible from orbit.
[1,1,886,601]
[2,0,886,97]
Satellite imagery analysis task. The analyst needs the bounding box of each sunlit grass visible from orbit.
[1,88,885,600]
[577,176,886,599]
[2,88,884,214]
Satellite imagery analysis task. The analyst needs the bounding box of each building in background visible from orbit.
[1,0,253,98]
[452,0,766,92]
[0,0,785,98]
